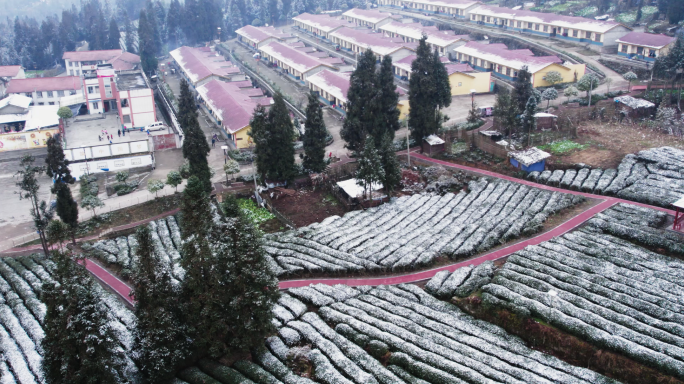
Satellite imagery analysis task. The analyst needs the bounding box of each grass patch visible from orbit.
[237,198,275,225]
[575,5,597,17]
[539,140,588,155]
[320,193,339,207]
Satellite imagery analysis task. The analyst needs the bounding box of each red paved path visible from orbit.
[79,258,134,305]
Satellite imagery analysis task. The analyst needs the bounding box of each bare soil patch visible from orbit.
[269,187,347,228]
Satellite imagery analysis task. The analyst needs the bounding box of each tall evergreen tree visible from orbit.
[138,10,158,74]
[45,137,79,243]
[123,13,135,52]
[132,226,190,384]
[107,18,120,50]
[356,135,384,201]
[378,133,402,198]
[41,251,127,384]
[167,0,183,48]
[493,87,518,138]
[408,36,443,145]
[376,55,400,143]
[302,92,328,173]
[265,92,296,181]
[341,49,382,152]
[520,96,537,147]
[16,155,51,257]
[249,104,269,182]
[513,66,533,113]
[433,49,452,109]
[179,80,212,192]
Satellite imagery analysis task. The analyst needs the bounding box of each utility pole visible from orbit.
[405,117,410,167]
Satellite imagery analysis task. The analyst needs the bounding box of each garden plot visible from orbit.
[264,178,584,276]
[177,283,615,384]
[0,254,136,384]
[482,203,684,379]
[527,146,684,207]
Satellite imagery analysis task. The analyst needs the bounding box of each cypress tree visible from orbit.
[493,87,518,138]
[41,252,127,384]
[520,96,538,147]
[356,136,384,201]
[341,49,381,152]
[46,137,79,243]
[375,55,400,143]
[513,66,533,113]
[433,49,452,109]
[138,10,158,74]
[408,36,443,146]
[107,18,120,50]
[302,92,328,173]
[179,80,212,192]
[249,104,269,182]
[131,226,190,384]
[124,13,136,53]
[379,133,402,198]
[265,92,296,182]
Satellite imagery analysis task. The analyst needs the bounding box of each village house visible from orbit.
[378,21,469,56]
[63,49,141,76]
[377,0,482,18]
[454,41,585,86]
[259,42,338,84]
[616,32,676,62]
[0,94,60,133]
[292,13,354,41]
[6,76,85,112]
[341,8,398,29]
[0,66,25,98]
[329,27,416,61]
[235,25,293,50]
[169,46,244,90]
[196,80,272,149]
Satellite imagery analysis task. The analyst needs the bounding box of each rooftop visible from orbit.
[393,54,449,73]
[62,49,124,62]
[307,70,351,104]
[403,0,481,9]
[616,32,676,49]
[0,94,32,111]
[454,41,562,72]
[235,25,291,43]
[379,21,469,47]
[342,8,398,24]
[259,42,335,74]
[444,62,475,75]
[424,134,445,145]
[6,76,82,93]
[0,66,23,78]
[330,28,416,56]
[115,72,150,91]
[509,147,551,166]
[470,5,629,33]
[197,80,272,134]
[293,13,353,32]
[614,95,655,109]
[23,106,61,131]
[107,51,141,70]
[169,46,240,84]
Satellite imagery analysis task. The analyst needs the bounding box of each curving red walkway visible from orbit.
[78,258,135,305]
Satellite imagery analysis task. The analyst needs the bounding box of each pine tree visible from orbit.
[513,66,533,113]
[356,136,384,201]
[378,133,401,198]
[264,92,296,181]
[375,55,400,143]
[520,96,537,147]
[493,87,518,138]
[408,36,440,145]
[124,13,136,52]
[179,80,212,192]
[341,49,382,152]
[107,18,120,50]
[16,155,51,257]
[302,92,328,173]
[41,252,127,384]
[46,137,79,243]
[132,226,190,384]
[433,49,452,109]
[249,104,269,182]
[138,10,158,74]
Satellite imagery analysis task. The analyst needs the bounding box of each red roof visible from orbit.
[107,52,141,70]
[0,66,23,78]
[445,63,475,75]
[197,80,272,134]
[62,49,123,62]
[7,76,82,93]
[616,32,676,49]
[169,46,240,84]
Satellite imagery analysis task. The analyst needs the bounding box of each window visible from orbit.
[122,115,131,124]
[535,24,540,31]
[513,71,518,77]
[506,68,511,76]
[25,93,32,98]
[69,70,74,76]
[528,22,533,28]
[48,102,55,105]
[595,33,601,42]
[36,91,43,98]
[120,98,129,107]
[586,31,591,39]
[543,25,548,32]
[38,102,44,105]
[47,91,53,97]
[88,86,99,94]
[572,30,578,37]
[57,90,65,97]
[92,101,99,110]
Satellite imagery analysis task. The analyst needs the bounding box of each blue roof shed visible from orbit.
[509,147,551,173]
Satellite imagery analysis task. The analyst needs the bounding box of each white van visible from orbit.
[145,121,167,131]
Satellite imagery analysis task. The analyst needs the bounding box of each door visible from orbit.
[551,28,557,37]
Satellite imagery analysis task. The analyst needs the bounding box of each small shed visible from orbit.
[614,96,655,118]
[422,135,445,155]
[509,147,551,173]
[673,195,684,231]
[336,178,383,204]
[534,112,557,130]
[479,130,503,141]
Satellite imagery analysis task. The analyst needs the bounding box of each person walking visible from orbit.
[122,129,125,136]
[118,129,121,137]
[98,135,102,141]
[211,138,216,148]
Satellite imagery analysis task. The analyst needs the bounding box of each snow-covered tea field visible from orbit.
[527,147,684,208]
[176,283,616,384]
[0,255,136,384]
[482,203,684,379]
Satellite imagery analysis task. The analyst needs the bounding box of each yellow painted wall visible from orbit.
[234,125,254,149]
[532,63,586,88]
[397,100,410,118]
[449,71,492,96]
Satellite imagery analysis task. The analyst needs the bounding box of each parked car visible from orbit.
[145,121,167,131]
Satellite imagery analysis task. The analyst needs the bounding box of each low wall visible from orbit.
[0,129,60,152]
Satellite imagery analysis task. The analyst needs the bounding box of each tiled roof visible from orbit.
[616,32,676,49]
[292,13,353,32]
[0,66,23,78]
[393,54,449,73]
[379,21,469,47]
[235,25,291,44]
[307,69,407,103]
[169,46,240,84]
[197,80,272,134]
[7,76,82,93]
[107,52,141,70]
[329,28,415,56]
[259,42,334,74]
[454,41,562,73]
[62,49,123,62]
[509,147,550,166]
[0,94,32,110]
[444,63,475,75]
[470,5,629,33]
[403,0,481,9]
[342,8,397,24]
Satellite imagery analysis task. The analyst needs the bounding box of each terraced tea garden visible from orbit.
[0,255,136,384]
[175,283,616,384]
[527,147,684,208]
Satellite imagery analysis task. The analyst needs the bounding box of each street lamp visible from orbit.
[470,89,476,109]
[217,27,222,42]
